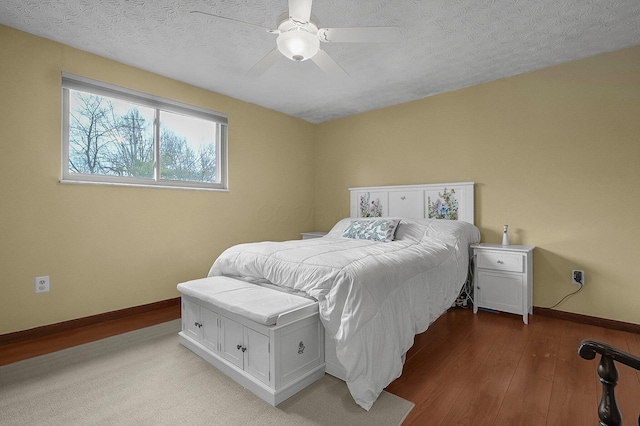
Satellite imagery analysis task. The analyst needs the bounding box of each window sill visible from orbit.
[59,179,229,192]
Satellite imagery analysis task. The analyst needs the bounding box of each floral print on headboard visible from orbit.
[428,188,459,220]
[359,193,383,217]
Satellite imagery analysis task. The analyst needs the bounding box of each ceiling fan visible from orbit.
[191,0,401,76]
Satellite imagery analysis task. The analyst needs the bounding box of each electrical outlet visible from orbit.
[35,276,50,293]
[571,270,585,286]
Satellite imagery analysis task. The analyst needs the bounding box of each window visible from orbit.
[61,73,228,190]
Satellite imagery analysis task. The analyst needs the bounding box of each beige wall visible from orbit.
[0,26,315,334]
[2,23,639,334]
[314,46,640,325]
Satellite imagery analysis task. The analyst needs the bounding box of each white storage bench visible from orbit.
[177,276,325,406]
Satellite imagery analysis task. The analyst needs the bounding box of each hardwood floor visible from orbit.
[2,305,639,425]
[386,308,640,425]
[0,304,181,366]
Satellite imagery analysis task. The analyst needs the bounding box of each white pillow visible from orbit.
[341,218,400,242]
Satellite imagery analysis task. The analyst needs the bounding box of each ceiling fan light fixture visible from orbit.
[276,28,319,62]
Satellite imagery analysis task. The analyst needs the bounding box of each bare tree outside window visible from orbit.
[159,111,217,183]
[63,76,226,191]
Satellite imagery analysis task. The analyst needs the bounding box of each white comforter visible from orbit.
[208,218,480,410]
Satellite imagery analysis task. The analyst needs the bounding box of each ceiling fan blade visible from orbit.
[311,49,348,77]
[288,0,312,24]
[246,48,283,77]
[318,27,402,43]
[190,11,276,32]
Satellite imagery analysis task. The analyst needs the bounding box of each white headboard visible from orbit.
[349,182,475,224]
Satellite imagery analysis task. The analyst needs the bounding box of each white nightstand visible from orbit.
[471,243,535,324]
[301,232,328,240]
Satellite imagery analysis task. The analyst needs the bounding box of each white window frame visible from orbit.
[61,72,228,191]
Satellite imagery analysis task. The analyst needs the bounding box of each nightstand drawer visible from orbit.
[476,250,523,273]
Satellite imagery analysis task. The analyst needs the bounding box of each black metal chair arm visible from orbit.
[578,339,640,426]
[579,339,640,371]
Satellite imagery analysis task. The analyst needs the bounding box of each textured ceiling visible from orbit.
[1,0,639,123]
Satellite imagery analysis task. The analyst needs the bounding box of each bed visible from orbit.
[207,182,480,410]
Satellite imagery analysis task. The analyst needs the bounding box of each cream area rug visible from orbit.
[0,319,413,425]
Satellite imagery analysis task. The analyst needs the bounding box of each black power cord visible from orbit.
[453,255,475,309]
[546,284,584,309]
